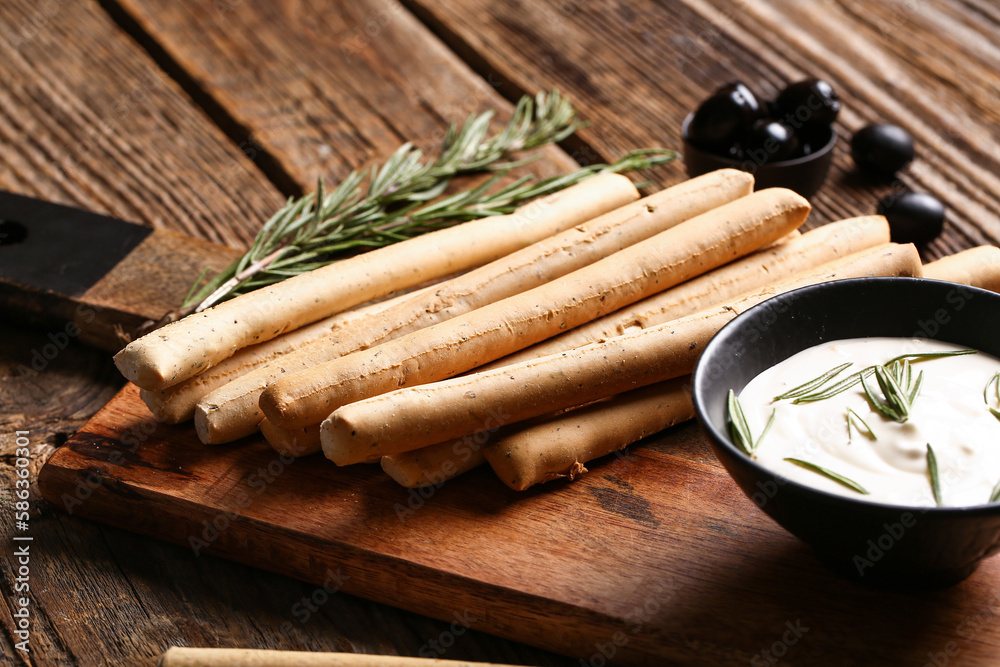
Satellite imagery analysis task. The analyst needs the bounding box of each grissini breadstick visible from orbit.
[158,646,524,667]
[141,285,435,424]
[481,215,890,370]
[923,245,1000,291]
[381,438,488,488]
[259,418,322,458]
[197,169,754,443]
[115,172,640,391]
[377,222,888,486]
[263,187,811,431]
[484,378,694,491]
[321,242,922,464]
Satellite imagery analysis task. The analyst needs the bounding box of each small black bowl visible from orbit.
[681,112,836,199]
[692,277,1000,588]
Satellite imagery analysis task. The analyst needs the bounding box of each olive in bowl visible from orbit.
[681,113,836,198]
[692,277,1000,588]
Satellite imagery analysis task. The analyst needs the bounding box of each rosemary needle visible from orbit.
[846,407,877,442]
[985,372,1000,422]
[727,389,775,455]
[990,479,1000,504]
[774,362,851,401]
[783,458,870,495]
[176,90,675,318]
[927,443,944,507]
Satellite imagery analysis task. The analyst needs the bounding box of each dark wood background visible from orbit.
[3,1,1000,665]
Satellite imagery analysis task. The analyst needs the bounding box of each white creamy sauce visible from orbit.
[738,337,1000,507]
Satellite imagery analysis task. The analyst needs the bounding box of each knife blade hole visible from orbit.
[0,219,28,245]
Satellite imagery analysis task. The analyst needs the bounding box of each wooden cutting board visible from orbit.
[37,383,1000,665]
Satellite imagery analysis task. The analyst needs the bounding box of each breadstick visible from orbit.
[115,173,640,391]
[321,242,921,464]
[263,187,809,432]
[923,245,1000,292]
[158,646,524,667]
[140,285,435,424]
[484,378,694,491]
[381,438,488,488]
[482,215,890,369]
[196,169,754,443]
[259,418,322,458]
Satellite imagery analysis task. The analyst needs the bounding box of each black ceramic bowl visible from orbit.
[692,277,1000,588]
[680,112,836,199]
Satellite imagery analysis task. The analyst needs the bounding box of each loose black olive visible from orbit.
[851,123,915,177]
[687,82,763,151]
[742,120,800,164]
[877,191,945,244]
[776,78,841,126]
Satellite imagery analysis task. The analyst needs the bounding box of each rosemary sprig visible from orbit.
[927,443,944,506]
[176,90,675,317]
[990,479,1000,504]
[846,407,877,442]
[727,389,775,455]
[789,349,975,404]
[861,360,922,423]
[984,372,1000,422]
[783,458,870,495]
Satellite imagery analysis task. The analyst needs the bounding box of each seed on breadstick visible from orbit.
[141,285,435,424]
[484,378,694,491]
[264,187,811,432]
[321,242,922,464]
[115,173,641,391]
[481,215,890,370]
[196,169,754,444]
[923,245,1000,292]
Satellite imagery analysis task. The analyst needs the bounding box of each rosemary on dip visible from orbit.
[177,90,674,318]
[730,338,1000,507]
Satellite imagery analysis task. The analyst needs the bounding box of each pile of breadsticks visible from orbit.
[114,169,1000,491]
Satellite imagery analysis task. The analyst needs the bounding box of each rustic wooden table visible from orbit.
[4,1,1000,665]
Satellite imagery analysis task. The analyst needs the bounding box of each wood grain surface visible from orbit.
[407,0,1000,256]
[38,382,1000,666]
[5,0,1000,665]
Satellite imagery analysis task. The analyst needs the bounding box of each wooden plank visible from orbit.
[0,0,593,664]
[108,0,580,188]
[405,0,1000,258]
[0,0,282,247]
[38,383,1000,665]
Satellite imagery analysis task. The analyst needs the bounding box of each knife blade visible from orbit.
[0,191,238,352]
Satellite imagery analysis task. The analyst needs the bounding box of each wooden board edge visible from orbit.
[36,437,673,666]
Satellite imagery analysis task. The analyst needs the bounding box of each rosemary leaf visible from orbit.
[727,390,776,455]
[794,349,975,404]
[927,443,944,507]
[177,90,676,317]
[846,407,877,442]
[985,373,1000,423]
[784,458,870,495]
[727,389,755,455]
[990,479,1000,504]
[774,362,851,401]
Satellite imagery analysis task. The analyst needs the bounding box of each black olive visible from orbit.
[742,120,800,164]
[851,123,915,177]
[776,78,841,126]
[712,82,764,126]
[687,82,763,151]
[876,191,945,244]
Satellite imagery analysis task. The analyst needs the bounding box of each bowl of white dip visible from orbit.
[693,277,1000,587]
